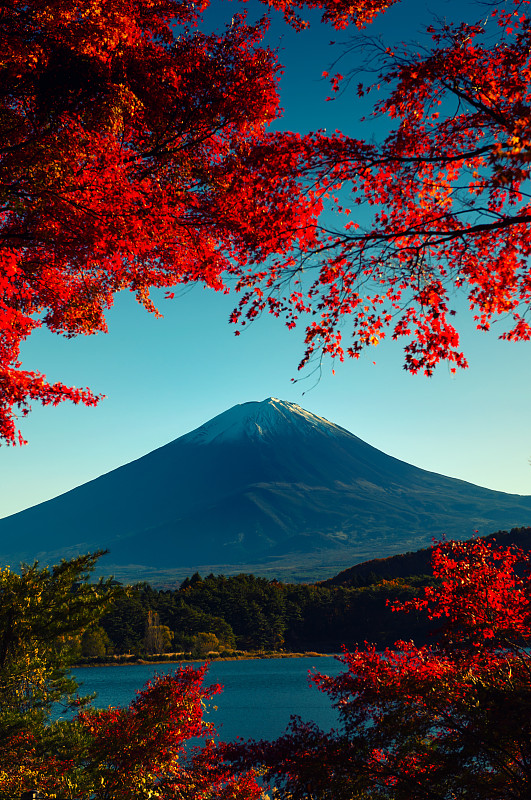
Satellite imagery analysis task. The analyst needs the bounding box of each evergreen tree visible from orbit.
[0,552,121,762]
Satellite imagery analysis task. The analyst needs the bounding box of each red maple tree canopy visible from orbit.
[224,537,531,799]
[233,0,531,377]
[2,0,531,442]
[251,0,399,30]
[0,0,315,444]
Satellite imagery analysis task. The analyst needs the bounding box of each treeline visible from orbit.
[78,528,531,661]
[80,571,439,660]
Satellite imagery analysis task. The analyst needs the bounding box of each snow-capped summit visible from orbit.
[181,397,354,446]
[0,398,530,583]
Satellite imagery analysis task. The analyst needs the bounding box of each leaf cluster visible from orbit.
[3,0,531,439]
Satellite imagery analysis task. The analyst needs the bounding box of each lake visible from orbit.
[69,656,345,741]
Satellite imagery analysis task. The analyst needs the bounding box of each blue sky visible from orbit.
[1,0,530,523]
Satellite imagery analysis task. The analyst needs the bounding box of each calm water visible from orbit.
[70,656,345,741]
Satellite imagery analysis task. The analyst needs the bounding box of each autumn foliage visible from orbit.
[225,537,531,799]
[3,0,531,441]
[0,667,262,800]
[233,1,531,377]
[0,0,313,444]
[73,666,262,800]
[251,0,399,31]
[0,556,262,800]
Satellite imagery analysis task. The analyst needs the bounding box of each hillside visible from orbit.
[321,526,531,587]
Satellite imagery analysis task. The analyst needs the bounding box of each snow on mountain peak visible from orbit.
[181,398,355,446]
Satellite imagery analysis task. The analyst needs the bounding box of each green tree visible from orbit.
[0,552,120,755]
[99,590,146,654]
[0,553,263,799]
[143,610,173,654]
[80,625,113,658]
[191,632,221,658]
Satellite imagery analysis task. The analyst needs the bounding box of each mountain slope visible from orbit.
[321,526,531,588]
[1,398,530,582]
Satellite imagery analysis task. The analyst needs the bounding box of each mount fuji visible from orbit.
[1,397,531,582]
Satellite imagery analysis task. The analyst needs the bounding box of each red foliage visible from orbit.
[233,1,531,377]
[76,665,262,798]
[391,537,531,648]
[0,0,318,444]
[1,665,262,799]
[250,0,398,31]
[224,538,531,799]
[4,0,531,442]
[0,729,74,797]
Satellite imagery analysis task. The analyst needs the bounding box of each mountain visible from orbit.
[1,397,531,583]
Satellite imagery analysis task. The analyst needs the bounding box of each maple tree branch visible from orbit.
[323,212,531,249]
[314,143,495,171]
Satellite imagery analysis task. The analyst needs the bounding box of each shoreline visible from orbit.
[73,651,339,668]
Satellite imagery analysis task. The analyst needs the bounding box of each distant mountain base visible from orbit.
[89,526,531,587]
[321,526,531,587]
[86,537,469,586]
[0,530,494,585]
[92,547,388,586]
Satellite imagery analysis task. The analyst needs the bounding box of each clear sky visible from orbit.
[1,0,530,523]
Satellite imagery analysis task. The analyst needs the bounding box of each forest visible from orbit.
[89,571,437,659]
[77,527,529,659]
